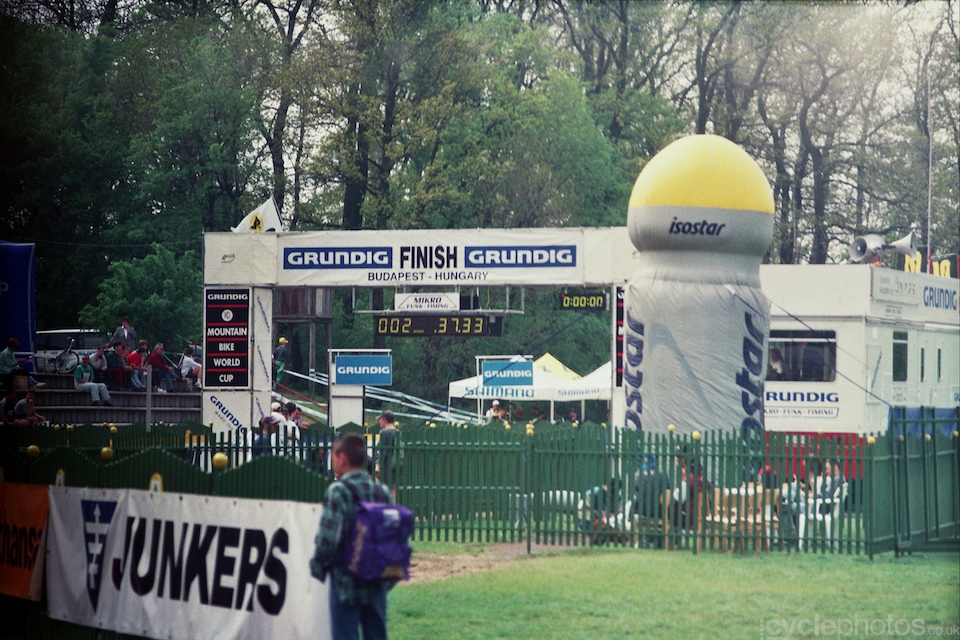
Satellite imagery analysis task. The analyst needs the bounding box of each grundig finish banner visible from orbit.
[204,228,637,288]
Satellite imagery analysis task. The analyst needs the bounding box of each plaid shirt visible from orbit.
[310,470,393,605]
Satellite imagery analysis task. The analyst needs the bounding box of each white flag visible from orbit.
[232,198,283,233]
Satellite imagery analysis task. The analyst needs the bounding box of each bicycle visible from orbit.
[54,337,80,374]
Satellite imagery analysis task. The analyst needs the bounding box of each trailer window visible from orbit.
[768,330,836,382]
[893,331,908,382]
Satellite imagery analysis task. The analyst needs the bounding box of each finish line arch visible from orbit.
[200,227,635,432]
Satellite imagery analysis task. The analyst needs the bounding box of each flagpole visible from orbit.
[926,72,933,274]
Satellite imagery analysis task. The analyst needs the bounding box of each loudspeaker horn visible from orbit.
[851,234,885,262]
[886,230,916,257]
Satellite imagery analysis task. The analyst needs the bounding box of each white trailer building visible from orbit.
[760,265,959,436]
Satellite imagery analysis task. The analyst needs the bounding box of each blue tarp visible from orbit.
[0,240,37,364]
[888,406,959,439]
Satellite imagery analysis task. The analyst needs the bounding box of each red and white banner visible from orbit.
[46,487,330,640]
[0,482,48,601]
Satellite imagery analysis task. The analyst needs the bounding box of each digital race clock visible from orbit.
[374,314,503,337]
[558,290,607,311]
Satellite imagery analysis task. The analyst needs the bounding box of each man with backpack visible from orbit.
[310,434,399,640]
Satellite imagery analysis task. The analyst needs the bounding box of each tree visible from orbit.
[245,0,323,217]
[390,11,628,230]
[902,3,960,259]
[123,24,263,246]
[0,16,136,326]
[546,0,685,166]
[78,243,202,346]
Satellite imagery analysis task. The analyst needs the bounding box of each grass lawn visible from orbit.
[390,544,959,639]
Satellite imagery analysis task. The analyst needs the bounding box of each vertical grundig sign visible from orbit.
[204,288,250,388]
[334,354,393,386]
[482,360,534,387]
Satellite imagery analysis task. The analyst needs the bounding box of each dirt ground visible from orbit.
[405,543,560,584]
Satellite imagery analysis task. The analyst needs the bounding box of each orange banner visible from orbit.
[0,482,49,601]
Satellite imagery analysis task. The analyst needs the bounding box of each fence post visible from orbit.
[145,368,153,431]
[691,430,701,555]
[525,422,534,555]
[921,417,931,544]
[866,435,876,559]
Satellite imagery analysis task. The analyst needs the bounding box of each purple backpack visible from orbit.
[342,483,414,582]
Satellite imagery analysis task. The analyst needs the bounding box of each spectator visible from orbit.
[759,464,779,489]
[88,346,109,383]
[104,342,132,389]
[146,343,176,393]
[820,457,847,548]
[0,338,43,389]
[376,410,402,501]
[820,458,845,513]
[74,354,112,406]
[1,389,29,428]
[672,444,712,534]
[766,347,787,381]
[127,345,149,391]
[278,402,301,445]
[797,341,827,381]
[634,454,672,518]
[484,400,501,421]
[273,337,289,383]
[286,401,310,430]
[780,476,806,549]
[568,408,580,424]
[578,478,625,544]
[310,434,395,640]
[110,317,137,352]
[801,460,824,515]
[14,389,47,426]
[252,413,281,458]
[180,346,202,388]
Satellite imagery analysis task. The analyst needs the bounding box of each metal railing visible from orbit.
[10,410,959,558]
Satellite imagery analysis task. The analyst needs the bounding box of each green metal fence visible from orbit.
[8,415,959,559]
[865,425,960,556]
[3,412,958,640]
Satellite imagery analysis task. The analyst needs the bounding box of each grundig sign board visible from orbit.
[203,289,250,388]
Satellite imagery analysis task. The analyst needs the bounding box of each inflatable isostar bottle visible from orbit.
[623,134,774,454]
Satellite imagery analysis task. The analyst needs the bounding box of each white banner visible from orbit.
[279,228,584,287]
[395,292,460,312]
[205,227,636,288]
[46,487,329,640]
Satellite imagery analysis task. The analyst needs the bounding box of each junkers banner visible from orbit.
[46,487,329,640]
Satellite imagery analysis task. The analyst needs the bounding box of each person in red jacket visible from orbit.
[146,343,176,393]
